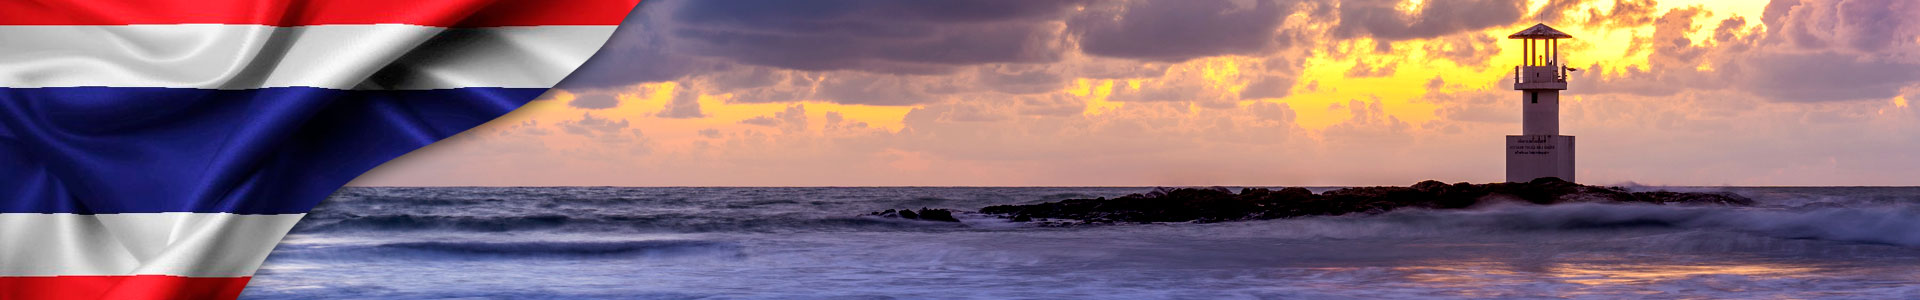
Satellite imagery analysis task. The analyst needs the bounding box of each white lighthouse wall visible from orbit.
[1506,135,1575,183]
[1522,91,1560,135]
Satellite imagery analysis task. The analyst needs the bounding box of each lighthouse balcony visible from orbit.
[1513,65,1567,90]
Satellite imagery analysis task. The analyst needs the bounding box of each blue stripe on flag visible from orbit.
[0,87,542,214]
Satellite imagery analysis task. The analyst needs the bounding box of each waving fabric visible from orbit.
[0,1,642,298]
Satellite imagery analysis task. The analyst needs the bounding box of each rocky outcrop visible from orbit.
[867,208,961,222]
[974,178,1752,225]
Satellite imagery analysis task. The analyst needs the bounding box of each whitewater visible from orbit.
[243,187,1920,299]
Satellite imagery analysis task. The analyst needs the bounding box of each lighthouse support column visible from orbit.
[1508,68,1575,183]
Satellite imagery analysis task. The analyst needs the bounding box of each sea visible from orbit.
[241,187,1920,299]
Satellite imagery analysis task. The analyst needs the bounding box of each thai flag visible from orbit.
[0,1,640,298]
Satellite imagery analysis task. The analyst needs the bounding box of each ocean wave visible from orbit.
[294,214,580,232]
[1384,203,1920,247]
[375,240,741,257]
[292,213,966,234]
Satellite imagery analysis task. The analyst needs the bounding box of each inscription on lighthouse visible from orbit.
[1509,136,1555,155]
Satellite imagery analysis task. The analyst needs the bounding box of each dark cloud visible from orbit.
[1568,1,1920,103]
[499,120,551,137]
[739,116,780,127]
[739,104,809,133]
[1108,80,1209,103]
[976,65,1069,94]
[703,67,824,104]
[664,0,1083,73]
[1584,0,1660,28]
[1762,0,1920,54]
[1573,7,1724,97]
[1240,55,1301,101]
[1070,56,1174,79]
[1247,101,1297,123]
[822,112,871,131]
[569,94,620,110]
[559,4,719,90]
[1240,75,1297,99]
[657,86,707,118]
[1735,52,1920,102]
[1332,0,1525,41]
[1345,61,1396,77]
[1013,93,1085,116]
[1531,0,1587,24]
[558,113,631,136]
[814,75,940,105]
[1423,33,1502,66]
[555,113,651,150]
[1073,0,1294,62]
[1734,0,1920,102]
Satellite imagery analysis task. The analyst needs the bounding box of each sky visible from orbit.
[351,0,1920,187]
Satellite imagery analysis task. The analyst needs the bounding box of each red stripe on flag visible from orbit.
[0,275,251,300]
[0,0,641,27]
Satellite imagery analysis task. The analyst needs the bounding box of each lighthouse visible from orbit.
[1506,24,1576,183]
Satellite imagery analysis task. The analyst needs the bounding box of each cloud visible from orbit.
[568,93,620,109]
[1345,61,1397,77]
[557,112,630,136]
[499,120,551,137]
[1576,1,1920,102]
[814,74,943,106]
[1008,93,1086,117]
[1730,0,1920,102]
[1584,0,1660,28]
[1072,0,1295,62]
[738,116,780,127]
[1427,90,1518,124]
[740,104,810,133]
[1734,52,1920,102]
[1332,0,1526,41]
[559,4,718,90]
[823,112,871,131]
[1763,0,1920,54]
[663,0,1082,73]
[1240,75,1296,100]
[1423,33,1503,66]
[656,85,706,118]
[975,64,1070,94]
[1322,98,1412,147]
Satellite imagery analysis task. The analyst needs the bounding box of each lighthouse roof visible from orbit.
[1508,23,1572,39]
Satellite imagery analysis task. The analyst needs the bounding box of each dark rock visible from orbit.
[916,208,960,222]
[972,178,1754,224]
[863,208,962,222]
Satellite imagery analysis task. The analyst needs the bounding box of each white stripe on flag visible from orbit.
[0,24,616,90]
[0,213,304,277]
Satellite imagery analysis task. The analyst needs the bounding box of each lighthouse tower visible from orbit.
[1506,24,1576,183]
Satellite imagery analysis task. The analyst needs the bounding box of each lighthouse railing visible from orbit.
[1513,65,1569,90]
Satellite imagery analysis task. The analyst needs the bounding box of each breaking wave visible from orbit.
[375,240,742,257]
[1365,202,1920,247]
[293,213,964,234]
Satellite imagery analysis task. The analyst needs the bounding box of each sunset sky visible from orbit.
[353,0,1920,186]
